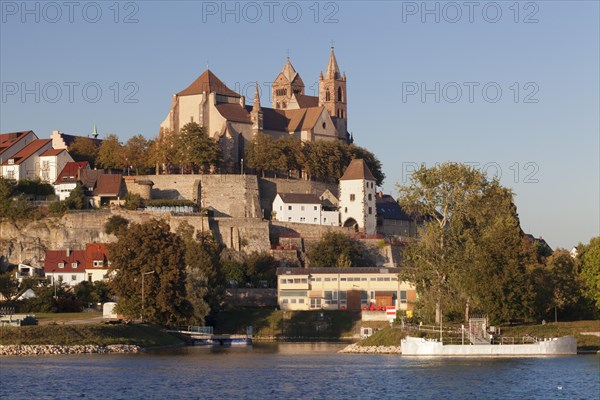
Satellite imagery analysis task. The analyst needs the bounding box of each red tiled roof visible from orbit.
[295,94,319,108]
[93,173,123,196]
[284,107,323,132]
[178,69,241,98]
[55,161,89,184]
[1,139,52,165]
[44,250,87,273]
[85,243,109,270]
[277,192,322,204]
[340,159,376,181]
[40,148,66,157]
[0,131,35,156]
[216,103,251,123]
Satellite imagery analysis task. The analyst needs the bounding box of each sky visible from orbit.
[1,0,598,249]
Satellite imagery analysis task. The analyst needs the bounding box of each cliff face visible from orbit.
[0,210,272,268]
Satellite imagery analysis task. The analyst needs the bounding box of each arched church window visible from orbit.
[276,102,280,108]
[326,90,330,101]
[282,101,287,109]
[337,87,343,101]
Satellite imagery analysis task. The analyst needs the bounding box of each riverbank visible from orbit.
[0,323,183,348]
[338,343,401,354]
[0,344,143,356]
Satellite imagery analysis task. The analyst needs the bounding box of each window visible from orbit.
[316,278,322,282]
[58,263,64,269]
[288,205,292,210]
[7,170,14,179]
[280,206,282,211]
[322,122,326,129]
[324,277,331,282]
[337,87,343,101]
[400,290,407,304]
[314,218,317,223]
[341,278,347,281]
[71,275,77,281]
[282,299,288,304]
[88,274,92,282]
[288,217,292,221]
[350,194,355,201]
[344,207,348,213]
[326,89,330,101]
[368,194,372,201]
[340,291,347,301]
[291,299,297,303]
[300,217,306,222]
[314,206,318,211]
[301,206,305,211]
[368,207,372,215]
[93,260,103,267]
[71,262,77,268]
[298,299,305,304]
[310,298,321,308]
[323,218,327,222]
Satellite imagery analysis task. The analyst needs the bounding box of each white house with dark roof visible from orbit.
[0,138,53,181]
[54,161,90,200]
[272,192,339,226]
[339,159,377,234]
[38,148,74,183]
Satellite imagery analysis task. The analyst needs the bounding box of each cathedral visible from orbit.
[160,48,349,172]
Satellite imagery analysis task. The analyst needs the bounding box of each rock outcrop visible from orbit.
[0,344,143,356]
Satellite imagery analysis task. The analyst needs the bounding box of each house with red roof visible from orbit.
[38,148,74,184]
[44,249,87,287]
[0,130,38,162]
[85,243,110,282]
[54,161,90,200]
[80,170,125,207]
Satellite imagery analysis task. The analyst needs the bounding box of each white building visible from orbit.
[44,249,87,287]
[54,161,90,201]
[0,139,53,181]
[339,159,377,234]
[15,264,45,284]
[38,148,73,184]
[272,192,339,226]
[276,267,416,312]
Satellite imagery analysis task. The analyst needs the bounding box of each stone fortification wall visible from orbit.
[258,178,338,218]
[126,174,261,218]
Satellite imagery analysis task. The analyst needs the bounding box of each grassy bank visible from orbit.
[0,324,183,348]
[500,320,600,351]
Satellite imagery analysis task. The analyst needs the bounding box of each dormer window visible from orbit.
[93,260,104,267]
[58,262,64,269]
[71,262,78,268]
[8,159,14,165]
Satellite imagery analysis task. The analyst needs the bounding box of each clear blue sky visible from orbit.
[1,1,598,249]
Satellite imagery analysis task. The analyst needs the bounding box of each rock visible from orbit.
[0,344,144,356]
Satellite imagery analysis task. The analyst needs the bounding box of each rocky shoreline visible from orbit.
[338,343,401,354]
[0,344,144,356]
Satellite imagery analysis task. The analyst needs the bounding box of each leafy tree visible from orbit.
[108,219,191,325]
[307,231,369,269]
[69,136,99,167]
[75,281,112,306]
[176,221,223,324]
[96,134,124,171]
[150,128,178,174]
[397,163,533,324]
[15,179,54,197]
[580,236,600,309]
[276,136,303,177]
[221,259,246,286]
[0,272,19,300]
[104,215,130,235]
[245,133,279,176]
[65,183,86,210]
[123,134,151,175]
[245,252,278,287]
[545,250,581,322]
[0,177,34,221]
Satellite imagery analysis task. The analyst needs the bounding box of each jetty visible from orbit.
[167,326,252,346]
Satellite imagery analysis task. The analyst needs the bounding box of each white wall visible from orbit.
[46,272,86,287]
[273,195,322,224]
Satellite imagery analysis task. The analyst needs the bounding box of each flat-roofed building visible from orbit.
[276,267,416,312]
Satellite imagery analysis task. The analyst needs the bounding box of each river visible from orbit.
[1,343,598,399]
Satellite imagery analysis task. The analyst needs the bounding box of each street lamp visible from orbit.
[141,270,155,323]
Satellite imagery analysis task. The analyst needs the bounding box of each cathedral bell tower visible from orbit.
[272,57,305,109]
[319,47,347,138]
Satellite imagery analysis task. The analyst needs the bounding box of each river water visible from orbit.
[1,343,598,399]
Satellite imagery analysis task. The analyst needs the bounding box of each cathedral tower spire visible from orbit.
[272,56,305,109]
[319,47,347,139]
[251,82,263,135]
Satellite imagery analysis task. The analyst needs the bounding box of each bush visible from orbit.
[15,179,55,197]
[145,199,197,209]
[104,215,129,235]
[49,200,68,214]
[124,193,143,210]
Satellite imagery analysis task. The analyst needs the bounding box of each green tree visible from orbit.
[123,135,151,175]
[245,252,278,287]
[245,133,279,176]
[176,221,223,325]
[69,136,99,167]
[104,215,130,235]
[0,177,33,221]
[221,259,246,286]
[307,231,369,269]
[108,219,191,325]
[150,128,178,174]
[0,272,18,300]
[65,183,86,210]
[397,163,532,324]
[124,192,143,210]
[96,134,124,170]
[580,236,600,309]
[545,250,581,322]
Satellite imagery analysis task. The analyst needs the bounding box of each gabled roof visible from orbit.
[44,250,87,273]
[216,103,252,123]
[325,48,341,80]
[278,58,301,83]
[1,139,52,165]
[40,148,66,157]
[93,174,123,196]
[85,243,109,269]
[294,94,319,108]
[178,69,241,98]
[340,159,376,181]
[277,192,322,204]
[0,130,36,156]
[376,194,412,221]
[284,107,324,132]
[80,169,100,188]
[55,161,89,184]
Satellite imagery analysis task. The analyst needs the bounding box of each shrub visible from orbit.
[124,193,143,210]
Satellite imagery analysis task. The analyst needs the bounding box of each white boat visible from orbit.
[401,335,577,356]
